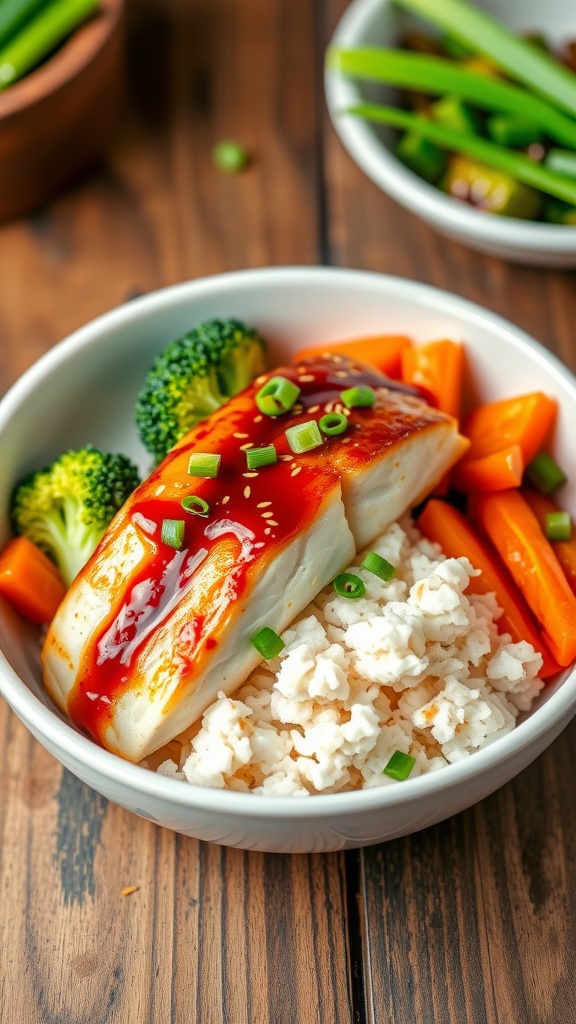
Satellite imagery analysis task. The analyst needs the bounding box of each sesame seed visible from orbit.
[244,486,251,498]
[279,454,294,462]
[292,404,304,415]
[257,501,272,508]
[325,402,334,414]
[335,370,349,378]
[298,374,315,383]
[254,542,265,549]
[264,528,272,536]
[253,415,263,423]
[307,405,320,414]
[332,354,344,363]
[341,437,351,443]
[267,521,279,527]
[343,407,352,417]
[155,485,166,496]
[222,495,230,504]
[334,403,344,415]
[240,442,254,451]
[261,511,274,518]
[255,375,267,385]
[233,432,250,439]
[291,465,302,477]
[243,471,258,478]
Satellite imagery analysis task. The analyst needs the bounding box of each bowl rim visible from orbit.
[0,0,123,119]
[325,0,576,253]
[1,264,576,820]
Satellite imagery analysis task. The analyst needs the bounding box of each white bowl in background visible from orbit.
[1,266,575,853]
[325,0,576,266]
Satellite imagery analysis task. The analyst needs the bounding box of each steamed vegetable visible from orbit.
[401,339,463,417]
[135,319,267,463]
[451,444,524,493]
[0,536,66,624]
[11,446,141,587]
[523,489,576,595]
[461,392,557,464]
[294,335,412,378]
[441,157,541,218]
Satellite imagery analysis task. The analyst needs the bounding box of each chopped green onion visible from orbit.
[256,376,301,416]
[396,132,447,184]
[319,413,348,437]
[251,626,285,659]
[361,551,396,581]
[383,750,416,782]
[341,386,375,409]
[545,511,572,542]
[486,115,542,148]
[161,519,185,548]
[246,444,277,470]
[333,573,366,599]
[327,47,576,149]
[343,104,576,206]
[181,495,210,517]
[212,139,250,174]
[525,452,567,495]
[545,149,576,181]
[285,420,323,454]
[392,0,576,119]
[188,453,221,478]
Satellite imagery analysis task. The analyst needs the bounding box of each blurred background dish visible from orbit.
[325,0,576,265]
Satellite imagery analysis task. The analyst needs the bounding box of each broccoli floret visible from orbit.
[135,318,267,463]
[11,446,141,587]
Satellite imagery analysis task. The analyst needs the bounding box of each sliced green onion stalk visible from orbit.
[545,511,572,543]
[361,551,396,582]
[0,0,100,91]
[383,750,416,781]
[285,420,323,454]
[251,626,285,660]
[256,376,301,416]
[0,0,48,51]
[212,139,250,174]
[181,495,210,517]
[246,444,277,470]
[319,412,348,436]
[486,115,542,148]
[341,385,376,409]
[545,149,576,181]
[188,453,221,478]
[392,0,576,119]
[343,104,576,206]
[525,452,567,494]
[327,47,576,149]
[161,519,185,549]
[333,572,366,600]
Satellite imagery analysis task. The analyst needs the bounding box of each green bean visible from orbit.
[328,48,576,149]
[392,0,576,119]
[0,0,100,90]
[345,103,576,205]
[0,0,49,50]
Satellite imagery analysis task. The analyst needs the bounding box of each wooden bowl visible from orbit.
[0,0,124,221]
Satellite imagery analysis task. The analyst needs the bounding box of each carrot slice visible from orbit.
[452,444,524,493]
[523,488,576,596]
[418,499,560,678]
[401,339,464,417]
[462,392,556,464]
[0,536,66,624]
[469,490,576,667]
[293,335,412,378]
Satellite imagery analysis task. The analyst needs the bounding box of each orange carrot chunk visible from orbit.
[293,335,412,379]
[418,499,560,678]
[0,536,66,624]
[523,488,576,596]
[452,444,524,494]
[469,490,576,667]
[401,339,464,418]
[462,392,556,464]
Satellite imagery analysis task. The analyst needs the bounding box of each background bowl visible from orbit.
[1,266,575,853]
[325,0,576,266]
[0,0,123,221]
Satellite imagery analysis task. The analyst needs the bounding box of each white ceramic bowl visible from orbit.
[325,0,576,265]
[1,266,575,853]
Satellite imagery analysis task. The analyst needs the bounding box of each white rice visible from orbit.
[155,517,544,796]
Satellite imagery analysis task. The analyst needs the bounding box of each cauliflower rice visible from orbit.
[154,517,544,796]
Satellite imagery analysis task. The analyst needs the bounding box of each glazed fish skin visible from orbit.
[42,353,467,761]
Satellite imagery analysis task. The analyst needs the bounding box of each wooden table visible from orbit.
[2,2,576,1021]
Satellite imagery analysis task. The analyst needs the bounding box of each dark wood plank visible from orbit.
[323,2,576,1021]
[0,2,355,1022]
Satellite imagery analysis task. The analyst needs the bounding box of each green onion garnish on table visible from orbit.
[285,420,323,454]
[319,412,348,436]
[161,519,185,549]
[545,511,572,543]
[361,551,396,582]
[246,444,277,470]
[256,376,301,416]
[333,573,366,599]
[341,386,375,409]
[383,750,416,781]
[525,452,567,495]
[188,453,221,478]
[251,626,285,659]
[0,0,100,91]
[343,104,576,207]
[181,495,210,517]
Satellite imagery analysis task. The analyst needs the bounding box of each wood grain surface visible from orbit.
[1,1,576,1022]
